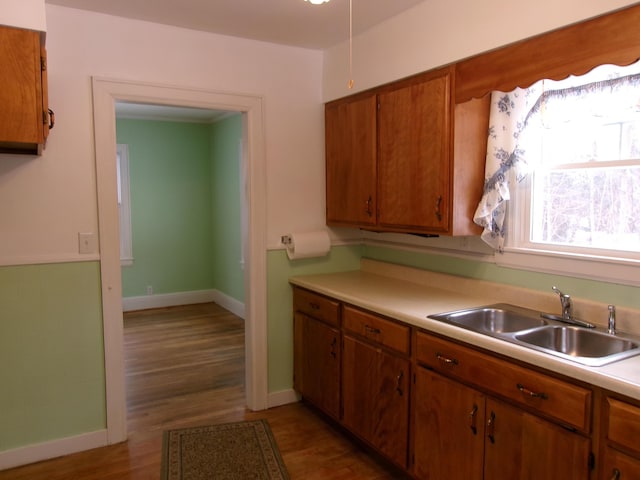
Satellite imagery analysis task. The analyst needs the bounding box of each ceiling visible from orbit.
[45,0,426,50]
[48,0,426,122]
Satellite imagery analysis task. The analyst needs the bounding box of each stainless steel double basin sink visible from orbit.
[428,304,640,366]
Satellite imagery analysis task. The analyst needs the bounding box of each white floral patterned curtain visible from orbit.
[473,83,543,251]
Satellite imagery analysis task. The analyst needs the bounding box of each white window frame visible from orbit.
[117,144,133,266]
[499,171,640,287]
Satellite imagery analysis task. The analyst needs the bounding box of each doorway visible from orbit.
[92,77,268,444]
[114,103,245,316]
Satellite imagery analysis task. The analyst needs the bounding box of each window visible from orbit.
[117,144,133,266]
[504,61,640,284]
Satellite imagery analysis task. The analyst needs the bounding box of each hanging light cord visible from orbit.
[348,0,354,89]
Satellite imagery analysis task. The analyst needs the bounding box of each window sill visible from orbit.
[497,247,640,287]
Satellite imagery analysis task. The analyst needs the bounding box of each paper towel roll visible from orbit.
[286,230,331,260]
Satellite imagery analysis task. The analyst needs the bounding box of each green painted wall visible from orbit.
[267,245,363,392]
[116,119,215,298]
[210,115,244,302]
[362,245,640,309]
[0,262,106,451]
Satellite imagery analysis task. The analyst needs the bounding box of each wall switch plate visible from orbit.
[78,232,98,254]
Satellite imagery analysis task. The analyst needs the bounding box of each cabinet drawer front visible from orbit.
[607,397,640,456]
[343,306,410,355]
[416,331,591,432]
[293,288,340,327]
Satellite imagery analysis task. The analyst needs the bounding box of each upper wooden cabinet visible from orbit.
[325,94,377,227]
[325,66,485,236]
[0,25,52,155]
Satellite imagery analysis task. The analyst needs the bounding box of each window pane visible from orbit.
[531,165,640,252]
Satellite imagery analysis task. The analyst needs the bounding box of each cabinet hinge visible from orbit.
[413,372,416,385]
[588,452,595,471]
[41,57,47,71]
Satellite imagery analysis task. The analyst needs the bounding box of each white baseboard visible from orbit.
[211,290,245,319]
[267,389,300,409]
[0,430,108,471]
[123,289,245,319]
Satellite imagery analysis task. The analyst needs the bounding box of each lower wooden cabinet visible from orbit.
[601,447,640,479]
[342,334,410,469]
[599,396,640,479]
[290,286,636,480]
[412,368,484,480]
[293,310,340,420]
[413,367,591,480]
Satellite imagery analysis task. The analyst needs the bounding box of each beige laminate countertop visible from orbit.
[290,263,640,401]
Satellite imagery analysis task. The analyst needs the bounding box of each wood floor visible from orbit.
[0,302,406,479]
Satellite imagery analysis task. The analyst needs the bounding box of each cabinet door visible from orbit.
[293,312,340,420]
[412,368,484,480]
[342,335,410,469]
[325,94,377,227]
[377,70,451,233]
[601,447,640,480]
[0,26,46,149]
[484,398,591,480]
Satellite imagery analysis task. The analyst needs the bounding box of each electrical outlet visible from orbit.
[78,232,98,254]
[146,286,153,296]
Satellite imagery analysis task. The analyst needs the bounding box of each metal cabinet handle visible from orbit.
[48,109,55,130]
[396,370,404,396]
[308,302,320,310]
[517,383,548,400]
[469,404,478,435]
[486,411,496,444]
[365,196,373,217]
[364,324,381,335]
[435,195,443,221]
[611,468,621,480]
[330,337,337,358]
[436,352,458,366]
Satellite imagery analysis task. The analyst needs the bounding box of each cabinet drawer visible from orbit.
[607,397,640,456]
[293,288,340,327]
[343,306,410,355]
[416,331,592,432]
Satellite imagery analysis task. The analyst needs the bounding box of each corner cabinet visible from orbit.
[0,25,52,155]
[325,66,487,236]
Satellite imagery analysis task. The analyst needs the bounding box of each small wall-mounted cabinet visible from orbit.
[325,66,487,236]
[0,25,52,155]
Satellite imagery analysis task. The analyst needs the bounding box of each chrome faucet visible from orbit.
[541,286,595,328]
[552,286,573,320]
[608,305,616,335]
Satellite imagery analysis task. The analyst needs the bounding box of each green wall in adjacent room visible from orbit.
[0,262,106,451]
[210,115,244,303]
[266,245,363,393]
[117,119,214,298]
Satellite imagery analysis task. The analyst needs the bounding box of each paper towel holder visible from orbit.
[281,235,292,246]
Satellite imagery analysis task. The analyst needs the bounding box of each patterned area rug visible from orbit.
[161,419,290,479]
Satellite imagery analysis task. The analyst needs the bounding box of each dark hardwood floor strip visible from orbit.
[0,302,404,479]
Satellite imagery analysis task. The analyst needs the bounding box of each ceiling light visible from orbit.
[304,0,330,4]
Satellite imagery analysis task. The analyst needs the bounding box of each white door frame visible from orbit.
[92,77,268,443]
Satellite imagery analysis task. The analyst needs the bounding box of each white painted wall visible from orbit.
[0,4,325,265]
[0,0,46,31]
[323,0,639,102]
